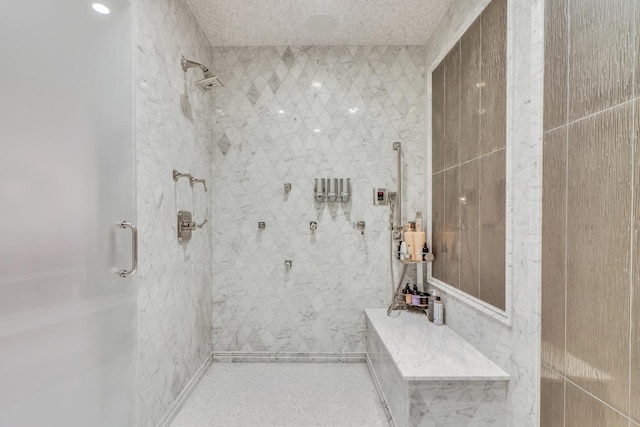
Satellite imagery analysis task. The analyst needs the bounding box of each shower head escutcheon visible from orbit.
[180,55,224,93]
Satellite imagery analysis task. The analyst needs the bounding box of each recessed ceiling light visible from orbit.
[311,82,322,88]
[348,107,358,114]
[305,13,339,35]
[92,3,110,14]
[278,109,285,114]
[313,128,321,133]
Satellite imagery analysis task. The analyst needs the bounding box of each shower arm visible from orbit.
[181,56,214,79]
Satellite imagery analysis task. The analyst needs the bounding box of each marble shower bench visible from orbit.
[364,308,509,427]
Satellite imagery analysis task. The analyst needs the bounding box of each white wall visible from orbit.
[424,0,543,425]
[135,0,214,424]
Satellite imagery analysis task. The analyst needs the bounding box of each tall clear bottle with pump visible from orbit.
[434,297,444,325]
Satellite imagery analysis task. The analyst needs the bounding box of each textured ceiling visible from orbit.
[183,0,454,46]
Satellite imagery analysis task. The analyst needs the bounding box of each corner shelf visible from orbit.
[387,258,433,315]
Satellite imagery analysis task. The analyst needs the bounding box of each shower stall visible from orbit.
[0,0,428,425]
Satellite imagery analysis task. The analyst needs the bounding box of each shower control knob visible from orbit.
[180,220,197,231]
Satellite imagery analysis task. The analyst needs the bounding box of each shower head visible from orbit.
[194,75,224,93]
[180,55,224,93]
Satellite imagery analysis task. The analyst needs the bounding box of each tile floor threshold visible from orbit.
[170,362,389,427]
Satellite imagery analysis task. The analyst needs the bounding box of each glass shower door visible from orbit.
[0,0,136,425]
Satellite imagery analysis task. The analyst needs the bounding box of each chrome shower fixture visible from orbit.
[180,55,224,93]
[392,141,402,228]
[190,176,207,191]
[173,169,192,182]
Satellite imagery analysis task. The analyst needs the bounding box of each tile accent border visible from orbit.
[157,353,213,427]
[366,354,399,427]
[211,352,366,363]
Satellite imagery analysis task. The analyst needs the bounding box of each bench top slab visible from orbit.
[365,308,510,381]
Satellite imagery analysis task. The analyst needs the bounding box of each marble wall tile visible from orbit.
[135,0,214,425]
[568,0,634,122]
[366,319,409,427]
[566,104,632,415]
[210,46,426,355]
[409,380,507,427]
[541,128,566,374]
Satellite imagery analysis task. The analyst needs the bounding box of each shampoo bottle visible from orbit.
[413,231,426,261]
[415,211,422,231]
[405,283,412,304]
[404,228,415,261]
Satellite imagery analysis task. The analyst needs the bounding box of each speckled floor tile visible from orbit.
[170,363,389,427]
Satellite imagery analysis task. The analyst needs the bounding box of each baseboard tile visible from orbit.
[157,353,213,427]
[366,354,396,427]
[211,351,366,363]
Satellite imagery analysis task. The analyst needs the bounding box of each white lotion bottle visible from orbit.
[434,296,444,325]
[400,241,407,261]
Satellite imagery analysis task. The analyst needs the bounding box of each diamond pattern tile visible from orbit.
[210,46,426,353]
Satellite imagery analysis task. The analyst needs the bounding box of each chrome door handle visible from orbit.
[118,221,138,278]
